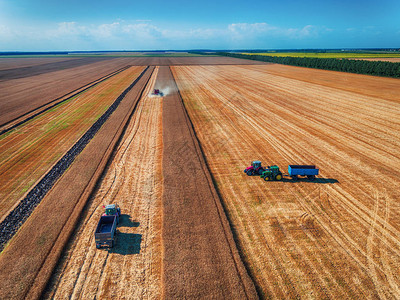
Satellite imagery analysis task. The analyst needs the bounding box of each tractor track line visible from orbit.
[169,66,258,299]
[0,65,131,135]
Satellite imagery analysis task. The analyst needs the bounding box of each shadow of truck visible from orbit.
[111,232,142,255]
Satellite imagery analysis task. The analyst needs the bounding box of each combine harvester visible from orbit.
[95,204,121,249]
[244,161,319,181]
[151,89,164,97]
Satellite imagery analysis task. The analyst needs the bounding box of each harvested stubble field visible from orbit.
[1,55,400,299]
[172,64,400,298]
[0,65,154,299]
[46,67,163,299]
[0,66,145,220]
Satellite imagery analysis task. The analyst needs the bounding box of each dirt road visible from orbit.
[46,67,163,299]
[172,64,400,298]
[160,66,257,299]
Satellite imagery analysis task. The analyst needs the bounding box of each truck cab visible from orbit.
[103,204,121,224]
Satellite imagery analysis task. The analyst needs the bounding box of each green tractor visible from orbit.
[260,165,283,181]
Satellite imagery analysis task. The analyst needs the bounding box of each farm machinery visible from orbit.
[151,89,164,97]
[95,204,121,249]
[245,161,319,181]
[288,165,318,181]
[102,203,121,223]
[244,160,266,176]
[260,165,283,181]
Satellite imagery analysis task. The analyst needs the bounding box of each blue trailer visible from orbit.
[95,215,117,248]
[288,165,319,180]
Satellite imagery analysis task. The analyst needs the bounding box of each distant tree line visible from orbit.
[190,51,400,78]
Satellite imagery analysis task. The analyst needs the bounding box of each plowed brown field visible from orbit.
[0,66,144,220]
[172,64,400,298]
[45,68,163,299]
[0,58,134,126]
[0,57,80,71]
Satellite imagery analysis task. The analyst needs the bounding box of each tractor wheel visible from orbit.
[246,170,253,176]
[96,244,100,249]
[275,174,282,181]
[263,176,269,181]
[307,175,315,181]
[258,169,264,175]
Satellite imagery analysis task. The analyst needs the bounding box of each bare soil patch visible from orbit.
[0,57,115,81]
[0,57,80,71]
[0,57,134,126]
[111,56,269,66]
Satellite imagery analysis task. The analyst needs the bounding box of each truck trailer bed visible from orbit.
[99,223,113,234]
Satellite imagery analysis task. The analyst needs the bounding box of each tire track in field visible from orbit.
[172,65,400,298]
[218,72,400,297]
[366,192,386,299]
[381,193,400,298]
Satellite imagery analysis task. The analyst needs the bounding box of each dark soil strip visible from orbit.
[0,57,115,81]
[0,65,130,133]
[0,66,155,300]
[0,66,149,252]
[160,66,258,299]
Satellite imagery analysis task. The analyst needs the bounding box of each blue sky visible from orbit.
[0,0,399,51]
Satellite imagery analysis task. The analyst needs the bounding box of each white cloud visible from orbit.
[0,24,12,38]
[0,21,326,51]
[283,25,319,39]
[228,22,277,34]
